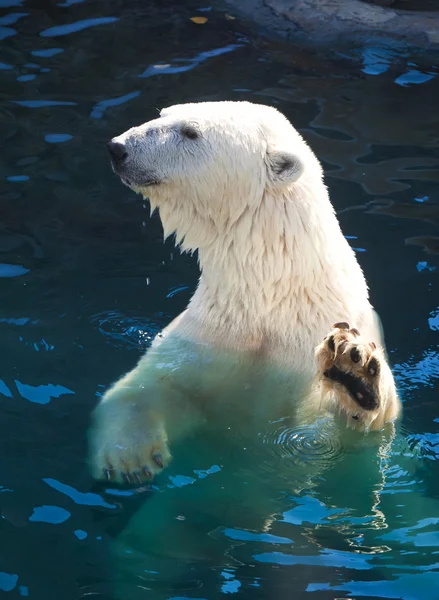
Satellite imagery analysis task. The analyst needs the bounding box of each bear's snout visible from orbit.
[107,140,128,167]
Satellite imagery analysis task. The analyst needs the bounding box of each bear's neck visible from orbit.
[185,185,371,351]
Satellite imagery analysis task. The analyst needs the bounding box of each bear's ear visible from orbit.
[267,150,304,185]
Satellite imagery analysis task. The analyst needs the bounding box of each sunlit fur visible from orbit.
[90,101,401,483]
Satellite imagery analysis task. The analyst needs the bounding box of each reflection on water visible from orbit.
[1,0,439,598]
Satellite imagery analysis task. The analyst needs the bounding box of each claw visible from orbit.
[122,472,131,485]
[142,466,152,479]
[133,471,143,485]
[153,453,164,468]
[103,468,112,481]
[338,340,348,354]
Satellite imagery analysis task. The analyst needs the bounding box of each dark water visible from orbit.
[1,0,439,598]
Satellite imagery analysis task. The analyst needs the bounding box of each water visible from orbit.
[1,0,439,598]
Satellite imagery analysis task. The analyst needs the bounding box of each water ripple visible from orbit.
[90,310,167,349]
[0,12,28,25]
[261,420,345,466]
[139,43,244,78]
[12,100,77,107]
[0,26,16,40]
[43,478,116,509]
[394,350,439,390]
[40,16,119,38]
[90,91,141,120]
[29,505,71,524]
[0,263,29,276]
[31,48,63,57]
[254,549,372,569]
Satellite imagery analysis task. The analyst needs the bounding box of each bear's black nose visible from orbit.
[107,140,128,164]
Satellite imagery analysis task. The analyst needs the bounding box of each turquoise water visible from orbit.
[1,0,439,598]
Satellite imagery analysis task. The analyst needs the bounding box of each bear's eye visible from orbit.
[181,124,200,140]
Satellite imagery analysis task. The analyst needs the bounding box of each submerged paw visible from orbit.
[101,440,171,485]
[90,413,171,486]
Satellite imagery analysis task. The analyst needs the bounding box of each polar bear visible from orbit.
[89,101,401,488]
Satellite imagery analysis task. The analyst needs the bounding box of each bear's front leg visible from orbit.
[89,386,173,484]
[315,322,401,430]
[88,339,203,485]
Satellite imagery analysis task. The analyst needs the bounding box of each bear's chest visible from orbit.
[150,334,315,423]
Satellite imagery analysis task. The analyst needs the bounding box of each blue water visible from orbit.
[1,0,439,598]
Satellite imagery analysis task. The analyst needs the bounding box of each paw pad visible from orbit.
[367,357,379,377]
[319,325,381,412]
[350,347,361,363]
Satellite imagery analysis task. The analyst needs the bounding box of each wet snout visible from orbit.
[107,139,128,169]
[106,125,162,190]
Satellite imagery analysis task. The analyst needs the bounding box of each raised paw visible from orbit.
[316,323,384,419]
[89,402,172,486]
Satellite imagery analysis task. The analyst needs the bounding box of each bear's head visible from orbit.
[108,101,323,251]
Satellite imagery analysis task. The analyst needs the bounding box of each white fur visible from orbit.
[90,101,390,482]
